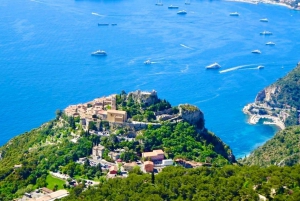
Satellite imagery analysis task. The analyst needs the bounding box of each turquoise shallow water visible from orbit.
[0,0,299,158]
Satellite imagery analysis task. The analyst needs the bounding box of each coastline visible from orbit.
[243,104,286,130]
[225,0,299,10]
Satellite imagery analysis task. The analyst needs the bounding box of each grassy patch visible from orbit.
[46,174,66,190]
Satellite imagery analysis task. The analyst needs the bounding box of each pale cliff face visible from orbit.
[255,86,280,103]
[178,104,205,130]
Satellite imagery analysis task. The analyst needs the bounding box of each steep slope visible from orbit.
[243,62,300,128]
[240,126,300,166]
[0,90,235,200]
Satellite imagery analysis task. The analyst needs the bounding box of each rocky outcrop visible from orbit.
[178,104,205,130]
[255,85,280,104]
[127,90,158,106]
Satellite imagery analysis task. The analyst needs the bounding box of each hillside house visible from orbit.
[142,150,165,161]
[144,161,154,172]
[92,145,105,159]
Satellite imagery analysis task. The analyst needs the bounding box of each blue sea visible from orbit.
[0,0,299,158]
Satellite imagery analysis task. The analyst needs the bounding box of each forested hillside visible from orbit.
[63,165,300,201]
[240,126,300,167]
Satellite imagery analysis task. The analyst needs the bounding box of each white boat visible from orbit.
[177,10,187,15]
[155,0,163,6]
[257,65,264,69]
[144,60,151,64]
[168,5,179,9]
[229,12,239,16]
[266,41,275,45]
[206,63,221,69]
[260,31,272,35]
[252,50,261,54]
[91,50,107,56]
[260,18,268,22]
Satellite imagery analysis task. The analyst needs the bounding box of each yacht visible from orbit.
[206,63,221,69]
[177,10,187,15]
[155,0,163,6]
[260,18,268,22]
[266,41,275,45]
[229,12,239,16]
[257,65,264,69]
[168,5,179,9]
[91,50,107,56]
[144,60,151,65]
[260,31,272,35]
[252,50,261,54]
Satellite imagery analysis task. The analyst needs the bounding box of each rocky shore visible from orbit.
[226,0,300,10]
[243,85,289,130]
[243,103,286,130]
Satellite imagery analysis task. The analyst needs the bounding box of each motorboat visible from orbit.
[260,18,268,22]
[260,31,272,35]
[111,23,117,26]
[265,41,275,45]
[144,60,151,65]
[206,63,221,69]
[177,10,187,15]
[252,50,261,54]
[229,12,239,16]
[257,65,264,69]
[168,5,179,9]
[91,50,107,56]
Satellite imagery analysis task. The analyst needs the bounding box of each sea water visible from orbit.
[0,0,299,158]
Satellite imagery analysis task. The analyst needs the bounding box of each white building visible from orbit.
[162,159,173,166]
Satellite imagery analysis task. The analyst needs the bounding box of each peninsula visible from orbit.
[243,62,300,130]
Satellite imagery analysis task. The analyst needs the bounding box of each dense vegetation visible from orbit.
[63,165,300,201]
[266,63,300,126]
[0,116,101,200]
[240,125,300,167]
[115,91,176,122]
[276,63,300,110]
[0,109,233,200]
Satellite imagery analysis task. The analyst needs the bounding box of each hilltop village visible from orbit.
[4,90,233,200]
[64,90,212,176]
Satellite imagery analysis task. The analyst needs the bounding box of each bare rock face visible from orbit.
[255,86,279,102]
[127,90,158,106]
[178,104,205,129]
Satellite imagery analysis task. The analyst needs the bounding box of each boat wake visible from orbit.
[219,64,258,73]
[30,0,44,4]
[194,94,220,104]
[92,12,105,17]
[180,44,194,50]
[181,65,189,73]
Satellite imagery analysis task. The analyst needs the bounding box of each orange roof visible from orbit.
[144,161,154,165]
[153,149,164,154]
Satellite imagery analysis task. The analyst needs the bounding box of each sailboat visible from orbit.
[185,0,191,5]
[155,0,163,6]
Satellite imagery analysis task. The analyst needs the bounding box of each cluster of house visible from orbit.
[92,145,174,175]
[64,95,127,130]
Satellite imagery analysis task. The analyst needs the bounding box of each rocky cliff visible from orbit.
[178,104,205,130]
[127,90,158,106]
